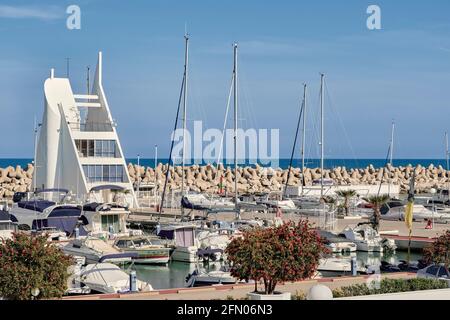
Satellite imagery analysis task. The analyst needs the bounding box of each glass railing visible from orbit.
[69,122,113,132]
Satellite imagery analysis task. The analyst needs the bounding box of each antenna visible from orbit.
[66,58,71,78]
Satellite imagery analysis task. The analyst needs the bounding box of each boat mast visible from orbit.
[301,84,307,190]
[390,120,395,166]
[233,43,238,211]
[181,33,189,213]
[33,117,39,193]
[446,131,449,172]
[320,74,325,198]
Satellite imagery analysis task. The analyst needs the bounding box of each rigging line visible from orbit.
[308,85,322,167]
[324,81,360,169]
[377,143,392,197]
[217,75,234,168]
[283,92,305,198]
[159,73,186,213]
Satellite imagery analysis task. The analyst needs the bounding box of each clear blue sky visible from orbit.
[1,0,450,159]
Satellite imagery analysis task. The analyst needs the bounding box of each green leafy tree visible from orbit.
[365,194,390,231]
[0,233,73,300]
[423,230,450,267]
[335,190,357,216]
[225,221,329,295]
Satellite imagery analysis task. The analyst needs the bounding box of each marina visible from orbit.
[0,2,449,307]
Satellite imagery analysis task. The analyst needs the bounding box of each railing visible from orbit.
[69,121,113,132]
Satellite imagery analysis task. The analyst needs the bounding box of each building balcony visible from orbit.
[69,121,113,132]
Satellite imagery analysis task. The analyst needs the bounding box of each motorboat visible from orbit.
[9,198,86,237]
[381,202,449,222]
[318,256,368,277]
[81,202,130,238]
[32,227,69,241]
[65,256,91,295]
[113,236,171,265]
[158,224,198,263]
[80,262,153,294]
[340,223,397,252]
[186,266,237,287]
[195,229,237,261]
[237,194,268,212]
[256,192,297,211]
[0,210,19,242]
[61,237,135,264]
[181,192,235,211]
[317,230,357,254]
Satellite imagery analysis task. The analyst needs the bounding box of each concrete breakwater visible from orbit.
[1,163,448,199]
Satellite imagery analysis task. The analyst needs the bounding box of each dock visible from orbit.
[62,272,415,300]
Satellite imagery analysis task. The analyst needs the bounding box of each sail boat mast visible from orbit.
[233,43,238,210]
[301,84,307,190]
[320,74,325,198]
[181,34,189,210]
[446,131,449,172]
[390,120,395,166]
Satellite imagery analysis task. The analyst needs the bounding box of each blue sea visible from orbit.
[1,158,449,170]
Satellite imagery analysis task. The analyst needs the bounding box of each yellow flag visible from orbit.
[404,201,414,231]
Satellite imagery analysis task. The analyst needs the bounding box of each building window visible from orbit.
[75,140,120,158]
[82,165,127,183]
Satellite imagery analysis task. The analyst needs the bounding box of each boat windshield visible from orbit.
[133,238,151,247]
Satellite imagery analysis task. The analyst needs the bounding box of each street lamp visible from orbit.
[430,188,437,229]
[31,288,40,300]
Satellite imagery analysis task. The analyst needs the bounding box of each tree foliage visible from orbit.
[225,221,329,295]
[365,194,390,231]
[423,230,450,268]
[336,190,357,216]
[0,233,73,300]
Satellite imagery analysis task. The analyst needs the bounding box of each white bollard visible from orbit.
[307,284,333,300]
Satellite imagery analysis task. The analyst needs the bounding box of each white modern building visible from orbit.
[33,52,138,208]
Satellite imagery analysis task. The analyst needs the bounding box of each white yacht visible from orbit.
[181,192,235,211]
[340,224,396,252]
[186,266,237,287]
[318,256,368,277]
[80,263,153,294]
[61,237,134,265]
[158,224,198,263]
[81,201,130,238]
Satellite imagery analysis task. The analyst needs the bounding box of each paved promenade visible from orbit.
[63,273,414,300]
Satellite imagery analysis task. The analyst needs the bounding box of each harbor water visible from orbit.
[129,251,422,290]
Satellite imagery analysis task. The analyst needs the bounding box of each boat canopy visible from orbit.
[0,210,18,223]
[90,185,125,192]
[48,206,82,217]
[83,202,102,212]
[36,188,69,194]
[18,200,56,212]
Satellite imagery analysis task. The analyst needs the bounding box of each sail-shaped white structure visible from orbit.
[33,52,138,207]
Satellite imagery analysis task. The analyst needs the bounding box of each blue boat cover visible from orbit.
[47,206,81,217]
[0,210,18,222]
[32,217,88,236]
[157,229,174,240]
[18,200,56,212]
[83,202,101,212]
